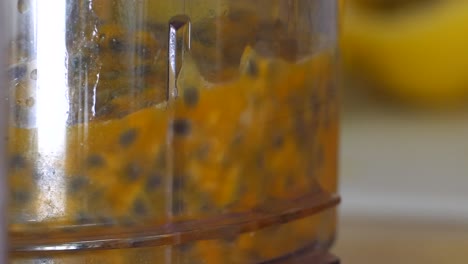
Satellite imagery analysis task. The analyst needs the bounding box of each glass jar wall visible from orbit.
[3,0,339,263]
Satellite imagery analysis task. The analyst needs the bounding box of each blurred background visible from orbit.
[334,0,468,263]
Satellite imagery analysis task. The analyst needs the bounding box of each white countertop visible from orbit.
[335,89,468,263]
[339,90,468,223]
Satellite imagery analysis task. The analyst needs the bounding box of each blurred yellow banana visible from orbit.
[341,0,468,106]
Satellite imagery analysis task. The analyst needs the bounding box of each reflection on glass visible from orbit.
[35,0,67,221]
[6,1,338,263]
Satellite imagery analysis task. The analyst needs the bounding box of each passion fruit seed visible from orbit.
[75,212,93,225]
[109,38,125,52]
[172,198,185,214]
[272,134,284,148]
[97,216,115,226]
[173,176,185,191]
[119,128,138,147]
[10,154,27,169]
[12,190,31,204]
[134,65,153,76]
[172,119,191,136]
[146,173,162,191]
[68,176,89,194]
[177,242,194,252]
[132,198,148,216]
[86,154,106,168]
[8,64,27,81]
[183,87,199,107]
[125,162,143,182]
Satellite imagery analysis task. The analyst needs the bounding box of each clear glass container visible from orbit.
[0,4,9,263]
[2,0,339,263]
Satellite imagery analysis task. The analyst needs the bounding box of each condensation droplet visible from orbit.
[17,0,29,14]
[30,69,37,80]
[25,97,35,107]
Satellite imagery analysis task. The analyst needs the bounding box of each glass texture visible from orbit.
[3,0,338,263]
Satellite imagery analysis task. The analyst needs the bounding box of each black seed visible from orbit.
[172,198,185,214]
[245,60,259,77]
[146,173,162,191]
[222,232,238,244]
[12,190,31,204]
[183,87,199,107]
[90,189,104,201]
[132,198,147,216]
[121,217,136,227]
[76,212,93,225]
[232,133,244,146]
[68,177,88,194]
[86,154,105,168]
[134,65,153,76]
[177,243,194,252]
[14,102,37,127]
[200,203,213,212]
[119,128,138,147]
[97,216,115,226]
[172,119,191,136]
[32,170,43,180]
[125,163,142,181]
[70,54,90,69]
[70,56,81,68]
[110,38,125,52]
[101,70,120,80]
[272,134,284,148]
[10,154,27,169]
[8,64,27,81]
[197,193,215,213]
[173,176,185,191]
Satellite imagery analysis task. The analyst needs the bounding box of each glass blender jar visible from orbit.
[2,0,339,263]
